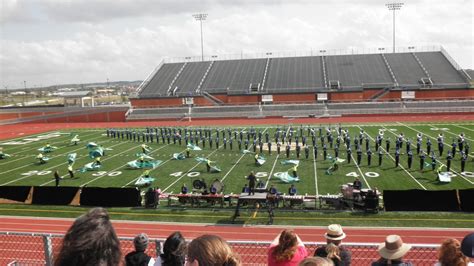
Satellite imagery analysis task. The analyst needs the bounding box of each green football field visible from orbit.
[0,122,473,196]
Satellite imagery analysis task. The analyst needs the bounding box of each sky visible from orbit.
[0,0,472,89]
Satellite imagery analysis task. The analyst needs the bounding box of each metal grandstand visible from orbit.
[136,46,470,98]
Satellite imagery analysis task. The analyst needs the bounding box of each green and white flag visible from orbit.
[187,144,202,151]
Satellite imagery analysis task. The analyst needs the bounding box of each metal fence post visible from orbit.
[42,235,53,266]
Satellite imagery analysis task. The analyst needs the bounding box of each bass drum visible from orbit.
[193,179,207,189]
[211,179,224,193]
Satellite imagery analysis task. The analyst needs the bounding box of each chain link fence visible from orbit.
[1,231,441,265]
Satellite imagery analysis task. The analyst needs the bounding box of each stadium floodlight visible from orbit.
[386,2,404,53]
[193,13,208,61]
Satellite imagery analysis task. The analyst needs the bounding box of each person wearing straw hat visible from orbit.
[314,224,351,265]
[371,235,412,266]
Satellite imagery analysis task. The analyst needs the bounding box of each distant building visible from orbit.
[61,91,95,107]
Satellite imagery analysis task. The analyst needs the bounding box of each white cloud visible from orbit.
[0,0,472,88]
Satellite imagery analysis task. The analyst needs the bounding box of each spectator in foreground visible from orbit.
[155,231,186,266]
[314,224,351,265]
[299,257,334,266]
[125,233,155,266]
[435,238,470,266]
[371,235,412,266]
[54,207,121,266]
[268,229,308,266]
[186,234,240,266]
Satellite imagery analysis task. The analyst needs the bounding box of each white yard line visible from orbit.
[349,153,372,190]
[1,140,126,186]
[399,122,474,159]
[220,154,248,183]
[265,154,280,188]
[313,155,319,197]
[361,126,427,190]
[220,128,268,183]
[453,124,474,132]
[121,148,187,188]
[77,143,172,187]
[0,137,118,177]
[162,128,248,192]
[426,123,474,142]
[162,144,225,192]
[0,130,70,145]
[0,131,100,166]
[387,124,474,185]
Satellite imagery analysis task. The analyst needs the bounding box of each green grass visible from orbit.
[1,204,473,228]
[0,122,473,227]
[1,122,473,193]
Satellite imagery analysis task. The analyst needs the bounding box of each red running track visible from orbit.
[0,216,471,244]
[1,113,474,140]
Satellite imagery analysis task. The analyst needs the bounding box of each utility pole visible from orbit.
[193,13,208,61]
[386,2,404,53]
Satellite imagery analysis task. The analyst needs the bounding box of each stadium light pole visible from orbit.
[386,2,404,53]
[193,13,208,61]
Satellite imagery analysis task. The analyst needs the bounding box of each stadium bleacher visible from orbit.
[264,56,324,91]
[173,61,211,96]
[139,63,184,97]
[325,54,394,89]
[201,58,267,94]
[137,49,469,98]
[415,52,466,85]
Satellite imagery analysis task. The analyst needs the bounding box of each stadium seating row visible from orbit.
[139,51,469,97]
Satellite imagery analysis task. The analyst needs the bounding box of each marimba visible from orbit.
[281,195,304,206]
[319,194,341,209]
[168,193,224,207]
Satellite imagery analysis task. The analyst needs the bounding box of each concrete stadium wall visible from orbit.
[362,89,382,99]
[0,112,60,121]
[329,91,364,102]
[272,93,315,103]
[379,91,402,101]
[415,89,474,100]
[23,110,126,123]
[130,98,182,108]
[227,95,260,104]
[130,88,473,108]
[192,97,214,106]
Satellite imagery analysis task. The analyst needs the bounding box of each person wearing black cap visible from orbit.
[125,233,155,266]
[460,232,474,260]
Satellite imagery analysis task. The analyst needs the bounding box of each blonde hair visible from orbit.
[438,238,469,266]
[298,257,334,266]
[325,243,341,262]
[271,229,299,262]
[187,234,240,266]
